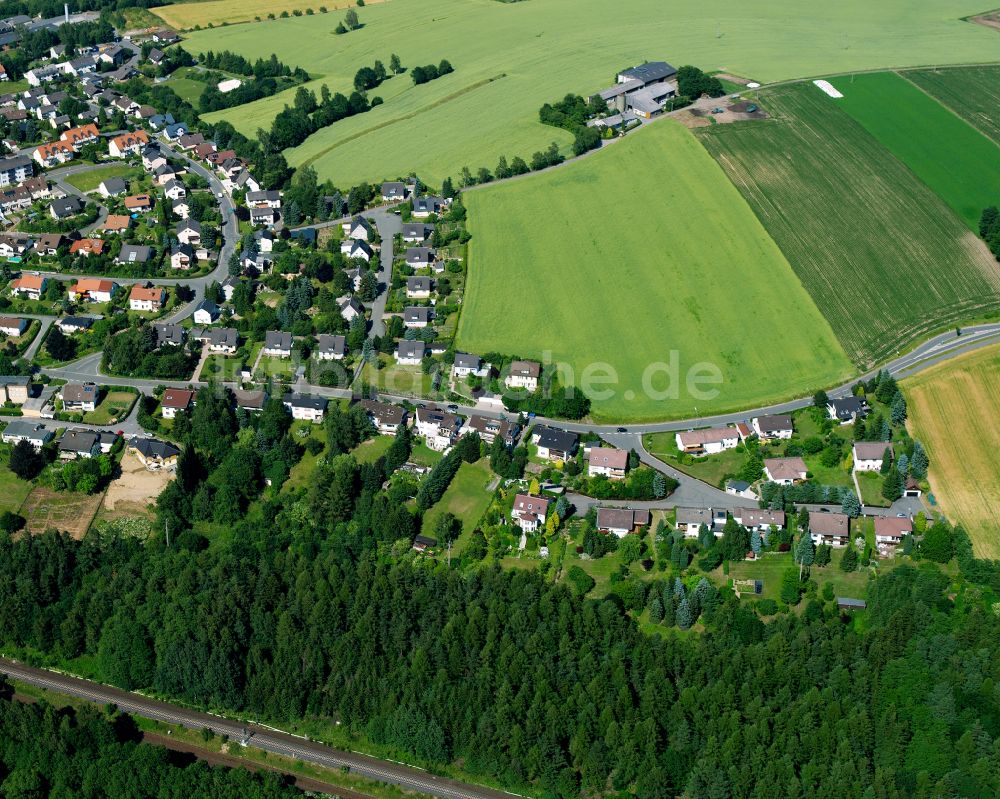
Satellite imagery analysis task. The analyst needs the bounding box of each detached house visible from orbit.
[192,300,220,325]
[128,284,165,311]
[246,189,281,209]
[207,327,238,353]
[170,242,194,270]
[676,507,715,536]
[381,181,407,201]
[406,276,432,299]
[130,437,181,470]
[763,457,808,485]
[69,238,105,258]
[283,393,327,423]
[360,399,406,435]
[504,360,540,393]
[316,334,346,361]
[176,219,201,245]
[511,494,549,533]
[828,396,869,424]
[531,426,578,461]
[0,316,27,336]
[116,244,152,266]
[597,508,650,537]
[1,420,53,450]
[99,177,128,198]
[412,195,446,218]
[61,382,99,412]
[403,306,430,329]
[405,247,435,268]
[415,407,463,451]
[809,512,851,548]
[874,516,911,550]
[732,508,785,533]
[751,414,794,440]
[49,195,83,219]
[68,278,116,302]
[342,215,373,241]
[452,352,488,379]
[675,426,739,456]
[263,330,293,357]
[341,237,372,262]
[587,446,629,479]
[249,206,278,227]
[160,388,194,419]
[124,193,153,213]
[395,339,425,365]
[401,222,432,243]
[460,415,519,447]
[853,441,892,472]
[10,274,47,300]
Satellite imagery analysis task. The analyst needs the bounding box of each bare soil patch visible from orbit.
[101,451,172,519]
[21,487,104,538]
[970,12,1000,33]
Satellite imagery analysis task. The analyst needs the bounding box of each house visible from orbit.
[49,195,83,219]
[395,339,425,365]
[176,219,201,245]
[61,382,98,412]
[192,300,220,325]
[249,206,278,227]
[381,181,407,201]
[412,195,445,218]
[108,129,149,158]
[116,243,151,265]
[725,479,757,501]
[342,215,373,240]
[1,420,52,450]
[316,333,346,360]
[283,393,328,423]
[0,234,31,257]
[764,457,808,485]
[676,507,714,536]
[171,198,189,219]
[160,388,194,419]
[194,142,217,161]
[511,494,549,533]
[141,145,166,171]
[402,222,433,242]
[405,247,435,268]
[0,316,27,336]
[164,122,188,141]
[178,132,204,151]
[452,352,488,379]
[10,274,47,300]
[341,238,372,261]
[124,193,153,212]
[170,242,194,270]
[100,44,127,66]
[263,330,293,357]
[233,169,259,193]
[675,427,739,456]
[406,276,432,299]
[150,29,180,44]
[102,214,132,235]
[751,414,794,440]
[58,429,101,459]
[837,597,867,612]
[0,375,30,404]
[531,426,578,461]
[34,140,75,167]
[415,407,463,451]
[587,447,629,479]
[154,322,184,347]
[221,276,239,302]
[69,238,105,258]
[853,441,893,472]
[339,297,363,322]
[56,316,94,335]
[245,189,281,209]
[59,123,99,149]
[617,61,678,87]
[461,415,519,447]
[207,327,238,353]
[360,399,406,434]
[403,306,430,329]
[233,389,267,412]
[128,284,165,311]
[626,82,678,118]
[874,516,912,549]
[597,508,651,537]
[147,48,165,66]
[505,360,540,393]
[732,508,785,532]
[0,155,32,186]
[828,396,869,423]
[68,278,116,302]
[129,436,181,470]
[809,512,851,547]
[163,178,185,200]
[98,177,128,198]
[412,534,436,552]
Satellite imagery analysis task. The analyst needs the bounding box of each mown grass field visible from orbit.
[152,0,375,30]
[63,164,141,193]
[182,0,1000,186]
[902,343,1000,559]
[905,66,1000,146]
[828,71,1000,229]
[420,459,494,540]
[698,83,1000,369]
[459,121,852,422]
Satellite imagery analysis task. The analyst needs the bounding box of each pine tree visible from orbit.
[896,453,909,476]
[653,472,667,498]
[750,528,762,556]
[841,489,861,517]
[648,596,664,623]
[361,338,376,363]
[840,545,858,572]
[661,593,675,626]
[697,523,713,549]
[880,419,891,441]
[9,439,41,480]
[676,595,693,630]
[881,468,903,502]
[673,577,685,602]
[879,447,893,475]
[890,391,907,425]
[796,533,814,579]
[911,440,929,478]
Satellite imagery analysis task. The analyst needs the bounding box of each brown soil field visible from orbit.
[21,487,104,538]
[903,343,1000,558]
[100,451,172,520]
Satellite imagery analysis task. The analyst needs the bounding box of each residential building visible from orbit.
[763,457,808,485]
[0,155,32,186]
[34,140,75,167]
[504,360,540,393]
[452,352,488,379]
[116,243,152,265]
[176,219,201,245]
[0,316,27,336]
[163,178,185,200]
[360,399,406,434]
[153,322,184,347]
[675,426,739,455]
[380,181,407,201]
[10,274,47,300]
[316,334,346,360]
[406,276,432,299]
[98,177,128,197]
[171,199,189,219]
[129,436,181,470]
[412,195,445,218]
[170,242,194,270]
[124,193,153,212]
[828,396,869,423]
[597,507,650,537]
[461,414,519,447]
[403,306,430,329]
[59,123,99,149]
[1,420,52,450]
[192,300,220,325]
[401,222,432,242]
[207,327,238,353]
[160,388,194,419]
[128,284,165,311]
[233,389,267,413]
[415,407,463,451]
[751,414,794,439]
[246,189,281,208]
[874,516,912,549]
[676,507,714,536]
[68,278,116,302]
[395,339,425,365]
[341,237,372,261]
[58,429,100,459]
[61,382,98,412]
[69,238,105,257]
[49,195,82,219]
[531,426,578,461]
[853,441,893,472]
[283,393,328,423]
[249,206,277,227]
[108,129,149,158]
[0,375,30,404]
[809,512,851,547]
[725,479,757,501]
[405,246,435,268]
[339,297,363,322]
[342,215,373,240]
[587,447,629,479]
[617,61,678,86]
[511,494,549,533]
[732,508,785,532]
[263,330,293,357]
[56,316,93,335]
[102,214,132,235]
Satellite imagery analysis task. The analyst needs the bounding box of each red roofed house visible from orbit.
[511,494,549,533]
[59,124,100,150]
[108,130,149,158]
[124,194,153,212]
[874,516,912,550]
[68,277,116,302]
[129,285,165,311]
[764,457,808,485]
[160,388,195,419]
[808,512,851,548]
[10,274,47,300]
[68,239,106,258]
[587,446,629,479]
[33,141,75,167]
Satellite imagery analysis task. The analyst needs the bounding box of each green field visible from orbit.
[63,165,141,193]
[420,459,494,540]
[905,66,1000,147]
[459,120,851,422]
[698,83,1000,368]
[164,67,210,106]
[828,71,1000,229]
[181,0,1000,186]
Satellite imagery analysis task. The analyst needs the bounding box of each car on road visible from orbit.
[897,512,908,518]
[616,427,627,433]
[446,403,459,412]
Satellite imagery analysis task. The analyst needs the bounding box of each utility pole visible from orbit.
[165,519,170,548]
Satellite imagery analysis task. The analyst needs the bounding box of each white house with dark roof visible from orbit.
[751,414,794,440]
[341,238,372,262]
[401,222,432,242]
[2,420,53,450]
[597,507,650,537]
[283,393,327,422]
[415,407,463,451]
[396,339,425,365]
[360,399,406,434]
[828,396,869,423]
[504,360,540,393]
[342,215,373,241]
[406,276,432,299]
[452,352,488,379]
[316,334,346,361]
[405,246,435,268]
[263,330,293,358]
[531,426,578,461]
[675,427,739,456]
[381,181,407,201]
[403,306,430,329]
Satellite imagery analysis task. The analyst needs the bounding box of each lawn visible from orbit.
[63,164,142,193]
[0,460,35,515]
[902,343,1000,559]
[459,120,851,422]
[722,552,874,602]
[82,391,137,425]
[163,67,209,106]
[153,0,374,29]
[352,435,393,464]
[420,459,494,541]
[361,358,434,398]
[181,0,1000,186]
[856,471,888,508]
[828,71,1000,229]
[699,83,1000,369]
[643,432,748,488]
[904,65,1000,147]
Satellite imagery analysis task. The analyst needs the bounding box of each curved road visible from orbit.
[0,659,519,799]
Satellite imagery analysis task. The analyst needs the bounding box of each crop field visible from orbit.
[902,343,1000,559]
[828,72,1000,229]
[905,66,1000,147]
[698,83,1000,369]
[181,0,1000,186]
[458,121,852,423]
[152,0,377,30]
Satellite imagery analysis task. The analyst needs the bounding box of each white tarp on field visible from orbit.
[813,79,843,99]
[217,78,242,94]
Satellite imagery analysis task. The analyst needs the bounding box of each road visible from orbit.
[0,659,520,799]
[365,208,401,337]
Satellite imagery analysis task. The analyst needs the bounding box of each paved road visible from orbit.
[0,659,519,799]
[18,314,55,361]
[365,208,401,337]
